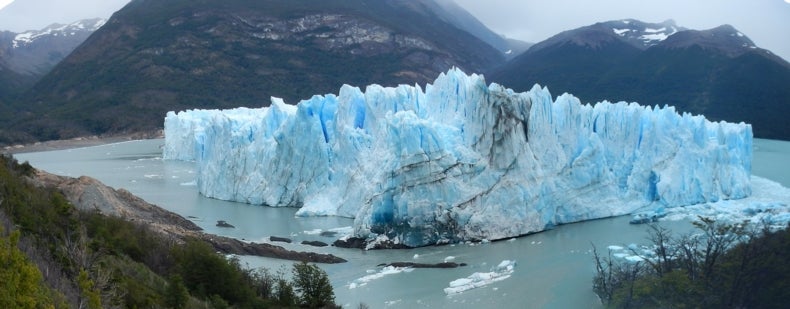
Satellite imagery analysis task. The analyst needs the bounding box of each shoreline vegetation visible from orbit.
[2,131,163,154]
[32,169,347,264]
[592,221,790,308]
[5,134,346,264]
[0,151,344,307]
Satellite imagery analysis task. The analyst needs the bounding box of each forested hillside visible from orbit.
[0,154,339,308]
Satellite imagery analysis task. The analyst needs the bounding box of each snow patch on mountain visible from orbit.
[640,32,670,42]
[608,19,681,48]
[12,18,105,48]
[613,28,630,36]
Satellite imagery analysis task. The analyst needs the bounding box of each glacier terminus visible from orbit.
[164,69,753,248]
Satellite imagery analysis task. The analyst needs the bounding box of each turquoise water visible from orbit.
[752,138,790,186]
[15,138,790,308]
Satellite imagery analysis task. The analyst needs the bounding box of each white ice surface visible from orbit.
[444,260,516,295]
[348,266,414,289]
[164,69,760,247]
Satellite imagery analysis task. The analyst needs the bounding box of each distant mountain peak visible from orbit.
[490,19,790,140]
[525,18,777,60]
[1,17,106,78]
[658,23,764,58]
[1,0,507,144]
[12,18,106,48]
[527,19,688,54]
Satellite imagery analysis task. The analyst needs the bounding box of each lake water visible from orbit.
[15,138,790,308]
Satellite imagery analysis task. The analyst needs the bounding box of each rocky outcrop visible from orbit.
[269,236,292,243]
[301,240,329,247]
[216,220,235,228]
[379,262,466,268]
[30,170,346,263]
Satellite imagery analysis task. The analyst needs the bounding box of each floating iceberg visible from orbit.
[444,260,516,295]
[164,68,753,247]
[348,266,414,290]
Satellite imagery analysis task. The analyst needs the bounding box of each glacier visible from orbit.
[163,68,753,247]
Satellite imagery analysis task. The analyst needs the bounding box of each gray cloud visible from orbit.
[454,0,790,61]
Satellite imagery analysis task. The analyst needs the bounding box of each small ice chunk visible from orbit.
[349,266,414,289]
[303,229,323,235]
[625,255,645,262]
[444,260,515,295]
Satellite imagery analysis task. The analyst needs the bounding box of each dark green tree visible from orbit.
[292,262,335,308]
[0,228,54,309]
[276,278,296,307]
[165,274,189,309]
[77,268,101,309]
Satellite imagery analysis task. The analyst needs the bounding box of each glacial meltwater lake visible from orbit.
[15,138,790,308]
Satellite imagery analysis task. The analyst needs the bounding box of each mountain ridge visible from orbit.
[489,19,790,140]
[0,18,105,76]
[0,0,505,144]
[430,0,531,57]
[2,11,789,144]
[0,17,105,114]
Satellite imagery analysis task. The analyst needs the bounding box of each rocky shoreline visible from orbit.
[3,131,162,154]
[30,169,346,264]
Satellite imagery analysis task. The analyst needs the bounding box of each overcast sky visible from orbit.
[1,0,789,60]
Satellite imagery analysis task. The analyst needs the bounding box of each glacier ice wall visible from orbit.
[164,69,752,247]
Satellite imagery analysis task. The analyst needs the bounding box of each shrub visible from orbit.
[165,274,189,309]
[292,261,336,308]
[0,228,55,309]
[593,219,790,308]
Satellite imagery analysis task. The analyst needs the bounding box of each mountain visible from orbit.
[0,18,107,76]
[0,59,36,123]
[0,0,126,32]
[0,18,105,135]
[2,0,505,144]
[526,19,686,52]
[489,19,790,140]
[429,0,531,58]
[0,61,33,103]
[163,69,754,247]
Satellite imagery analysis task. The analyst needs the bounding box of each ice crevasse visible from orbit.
[164,68,752,247]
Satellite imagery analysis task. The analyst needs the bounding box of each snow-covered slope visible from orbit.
[164,69,753,247]
[608,19,683,48]
[0,18,106,76]
[11,18,106,48]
